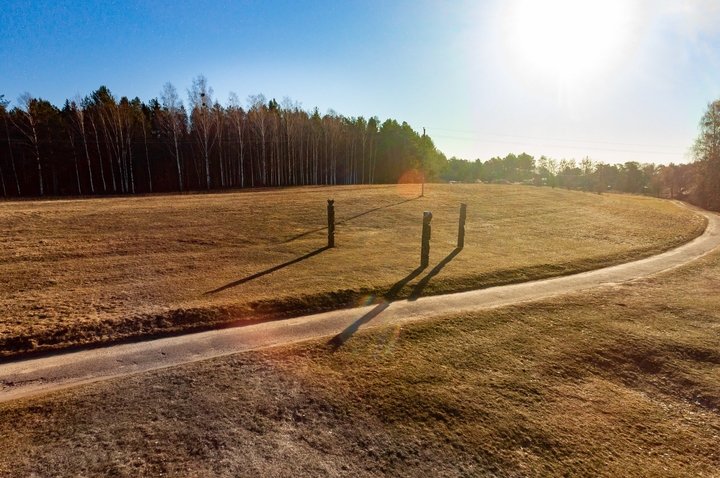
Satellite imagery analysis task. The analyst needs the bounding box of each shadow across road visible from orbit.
[327,264,426,350]
[328,246,463,350]
[205,246,330,295]
[409,247,463,301]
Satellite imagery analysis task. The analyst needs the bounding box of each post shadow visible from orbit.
[281,196,419,244]
[408,247,463,301]
[205,246,330,295]
[327,264,426,350]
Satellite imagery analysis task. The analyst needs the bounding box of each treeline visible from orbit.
[442,98,720,212]
[0,75,446,197]
[4,77,719,210]
[441,153,695,198]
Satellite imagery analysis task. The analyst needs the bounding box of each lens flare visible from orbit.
[357,294,377,307]
[396,169,425,199]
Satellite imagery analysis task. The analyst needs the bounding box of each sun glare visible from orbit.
[505,0,632,83]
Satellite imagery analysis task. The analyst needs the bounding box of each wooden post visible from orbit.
[421,181,424,197]
[457,203,467,249]
[421,211,432,267]
[327,199,335,248]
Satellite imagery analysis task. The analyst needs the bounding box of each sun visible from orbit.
[504,0,633,83]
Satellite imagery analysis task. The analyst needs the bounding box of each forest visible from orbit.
[0,76,445,197]
[1,77,719,212]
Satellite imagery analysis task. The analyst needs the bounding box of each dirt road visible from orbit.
[1,205,718,404]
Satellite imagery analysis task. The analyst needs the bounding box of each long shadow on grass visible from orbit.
[282,196,420,244]
[205,246,330,295]
[327,264,426,350]
[327,247,463,349]
[408,247,463,301]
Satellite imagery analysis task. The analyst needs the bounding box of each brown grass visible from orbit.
[1,231,719,476]
[0,184,705,357]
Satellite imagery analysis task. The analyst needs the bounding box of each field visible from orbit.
[0,216,718,476]
[0,184,706,357]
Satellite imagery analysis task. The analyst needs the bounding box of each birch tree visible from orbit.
[12,93,44,195]
[248,94,268,186]
[694,100,720,209]
[188,75,215,189]
[0,96,21,195]
[160,82,185,191]
[228,92,246,187]
[68,96,95,193]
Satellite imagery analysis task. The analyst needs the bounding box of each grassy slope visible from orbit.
[0,233,719,476]
[0,184,706,357]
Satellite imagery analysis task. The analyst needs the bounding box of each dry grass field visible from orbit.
[0,184,705,357]
[0,225,718,477]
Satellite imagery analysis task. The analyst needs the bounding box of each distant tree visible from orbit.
[212,101,226,187]
[620,161,644,193]
[160,82,186,191]
[247,94,268,186]
[188,75,215,189]
[227,92,246,187]
[12,93,48,195]
[67,96,95,194]
[516,152,535,181]
[137,100,153,193]
[0,95,21,195]
[84,94,108,192]
[61,100,83,194]
[694,100,720,210]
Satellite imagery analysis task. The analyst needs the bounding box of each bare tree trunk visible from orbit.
[98,114,116,192]
[361,133,366,184]
[32,124,43,195]
[174,131,182,191]
[0,163,6,197]
[127,135,135,194]
[161,84,184,192]
[249,139,255,188]
[74,105,95,194]
[204,130,211,189]
[81,126,94,193]
[89,115,107,192]
[203,115,211,189]
[142,122,152,192]
[238,123,245,188]
[117,111,127,193]
[13,108,44,195]
[67,130,82,194]
[261,132,267,186]
[216,110,225,188]
[2,113,21,195]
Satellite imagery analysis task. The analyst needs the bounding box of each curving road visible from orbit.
[1,205,719,404]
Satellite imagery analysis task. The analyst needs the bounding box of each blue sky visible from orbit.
[2,0,719,165]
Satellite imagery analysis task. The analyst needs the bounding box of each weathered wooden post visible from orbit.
[327,199,335,248]
[457,203,467,249]
[421,211,432,267]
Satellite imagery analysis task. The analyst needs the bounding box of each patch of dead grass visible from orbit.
[0,184,706,357]
[1,244,719,476]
